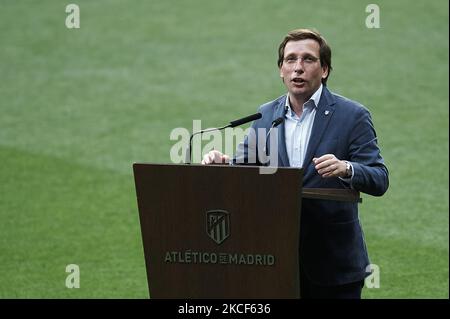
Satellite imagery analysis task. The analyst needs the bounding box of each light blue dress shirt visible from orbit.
[284,84,323,168]
[284,84,353,183]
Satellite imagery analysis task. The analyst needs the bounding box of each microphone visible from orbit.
[229,113,262,128]
[264,116,285,156]
[271,117,284,127]
[185,112,262,164]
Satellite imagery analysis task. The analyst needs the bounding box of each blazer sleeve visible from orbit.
[348,107,389,196]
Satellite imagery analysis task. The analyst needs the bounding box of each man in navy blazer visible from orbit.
[202,29,389,298]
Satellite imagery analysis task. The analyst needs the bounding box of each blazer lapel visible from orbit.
[277,119,289,167]
[273,97,289,167]
[303,87,336,167]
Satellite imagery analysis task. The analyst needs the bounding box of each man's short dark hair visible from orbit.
[277,28,332,85]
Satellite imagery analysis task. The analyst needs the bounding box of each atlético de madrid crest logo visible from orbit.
[206,210,230,245]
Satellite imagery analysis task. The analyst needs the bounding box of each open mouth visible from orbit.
[292,78,306,84]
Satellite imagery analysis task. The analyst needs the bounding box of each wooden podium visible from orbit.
[133,163,360,299]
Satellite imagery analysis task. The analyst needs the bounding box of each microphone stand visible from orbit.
[185,125,230,164]
[264,117,284,156]
[184,112,262,164]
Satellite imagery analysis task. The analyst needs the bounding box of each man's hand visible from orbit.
[201,150,230,165]
[313,154,348,178]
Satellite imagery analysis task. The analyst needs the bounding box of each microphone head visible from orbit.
[271,117,284,127]
[229,112,262,128]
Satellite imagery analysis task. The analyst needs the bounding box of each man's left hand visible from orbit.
[313,154,348,178]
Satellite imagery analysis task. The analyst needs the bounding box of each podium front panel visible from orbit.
[133,163,302,299]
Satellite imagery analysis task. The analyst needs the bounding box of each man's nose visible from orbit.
[294,60,304,73]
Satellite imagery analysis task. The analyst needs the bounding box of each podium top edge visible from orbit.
[132,162,303,171]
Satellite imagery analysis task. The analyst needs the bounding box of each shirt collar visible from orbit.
[285,84,323,115]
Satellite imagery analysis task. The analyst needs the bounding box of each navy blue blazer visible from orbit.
[233,86,389,285]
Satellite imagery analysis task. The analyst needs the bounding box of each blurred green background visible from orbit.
[0,0,448,298]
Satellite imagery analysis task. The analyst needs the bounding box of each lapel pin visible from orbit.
[324,110,330,115]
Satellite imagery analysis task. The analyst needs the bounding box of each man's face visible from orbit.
[279,39,328,99]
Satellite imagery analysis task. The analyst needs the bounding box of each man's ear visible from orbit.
[279,67,285,82]
[321,65,329,79]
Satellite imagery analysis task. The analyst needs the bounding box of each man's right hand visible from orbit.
[201,150,230,165]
